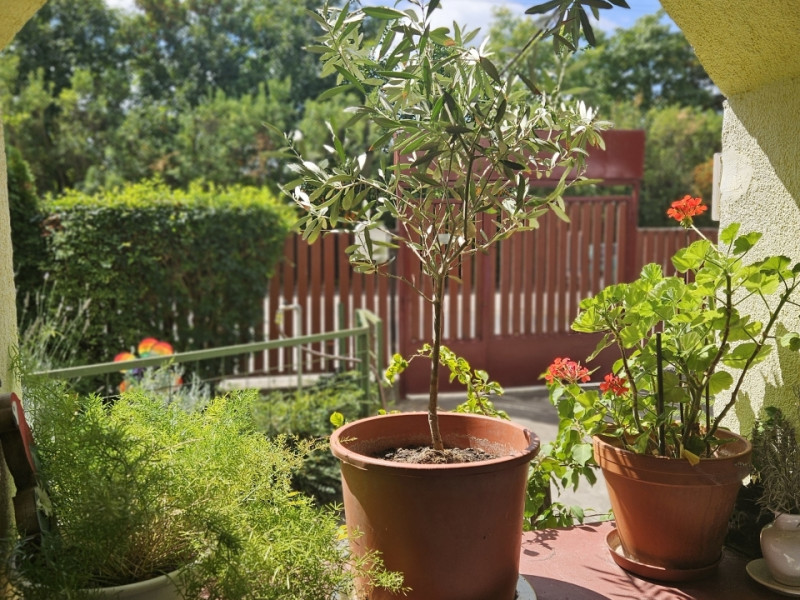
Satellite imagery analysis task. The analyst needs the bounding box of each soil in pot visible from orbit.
[377,446,498,464]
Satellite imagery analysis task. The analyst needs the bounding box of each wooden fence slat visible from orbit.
[254,220,717,387]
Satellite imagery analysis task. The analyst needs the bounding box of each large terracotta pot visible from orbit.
[594,430,751,580]
[330,412,540,600]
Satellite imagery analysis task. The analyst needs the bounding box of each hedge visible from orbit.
[40,179,294,386]
[8,146,47,321]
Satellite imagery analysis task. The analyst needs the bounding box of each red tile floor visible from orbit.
[520,522,786,599]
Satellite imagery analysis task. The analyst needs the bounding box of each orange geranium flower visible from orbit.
[544,357,591,385]
[666,195,707,227]
[599,373,629,397]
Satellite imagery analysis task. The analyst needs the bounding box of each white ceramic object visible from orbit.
[86,568,185,600]
[761,513,800,587]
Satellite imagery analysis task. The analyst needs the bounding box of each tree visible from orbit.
[0,0,129,194]
[1,0,337,194]
[640,105,721,227]
[125,0,332,107]
[488,7,722,226]
[577,12,720,112]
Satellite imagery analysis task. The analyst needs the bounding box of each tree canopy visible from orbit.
[2,0,720,226]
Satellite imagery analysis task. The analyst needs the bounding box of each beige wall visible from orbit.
[662,0,800,433]
[720,80,800,433]
[0,0,48,590]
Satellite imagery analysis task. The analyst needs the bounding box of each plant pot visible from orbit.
[330,412,540,600]
[85,569,185,600]
[761,513,800,586]
[593,430,751,581]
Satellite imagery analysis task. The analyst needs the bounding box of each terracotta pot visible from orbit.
[761,513,800,586]
[331,412,540,600]
[594,430,751,579]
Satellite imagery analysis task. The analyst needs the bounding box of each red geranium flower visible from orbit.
[599,373,629,397]
[545,357,591,385]
[666,195,707,227]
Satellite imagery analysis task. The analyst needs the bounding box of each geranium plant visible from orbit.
[282,0,606,451]
[545,196,800,461]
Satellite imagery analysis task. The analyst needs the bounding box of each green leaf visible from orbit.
[719,222,741,245]
[733,231,762,255]
[500,159,526,171]
[525,0,563,15]
[578,9,596,46]
[315,85,354,102]
[707,370,734,395]
[362,7,406,20]
[479,56,502,84]
[330,411,345,428]
[721,342,760,369]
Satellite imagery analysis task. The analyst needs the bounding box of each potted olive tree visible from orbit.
[283,1,606,598]
[544,196,800,581]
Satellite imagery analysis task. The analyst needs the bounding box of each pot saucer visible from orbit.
[606,528,720,582]
[747,558,800,597]
[516,575,536,600]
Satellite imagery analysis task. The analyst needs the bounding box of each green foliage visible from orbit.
[38,179,293,384]
[286,0,607,448]
[751,407,800,515]
[0,0,333,194]
[525,380,603,530]
[551,212,800,459]
[640,105,722,226]
[488,9,722,227]
[252,372,382,505]
[385,345,509,420]
[12,379,398,599]
[524,0,631,54]
[6,146,47,318]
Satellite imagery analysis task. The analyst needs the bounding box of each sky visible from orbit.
[376,0,670,36]
[106,0,671,35]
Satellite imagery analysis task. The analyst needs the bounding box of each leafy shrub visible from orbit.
[253,372,380,505]
[37,179,294,386]
[7,146,47,320]
[13,380,399,599]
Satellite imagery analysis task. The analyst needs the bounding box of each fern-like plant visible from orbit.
[10,376,401,599]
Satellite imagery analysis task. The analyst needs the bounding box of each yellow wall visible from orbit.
[662,0,800,433]
[0,0,48,590]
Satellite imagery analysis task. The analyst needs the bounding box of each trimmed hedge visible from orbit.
[8,146,47,320]
[41,180,294,384]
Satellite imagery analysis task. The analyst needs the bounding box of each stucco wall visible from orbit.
[661,0,800,435]
[1,2,47,591]
[719,77,800,434]
[0,108,18,594]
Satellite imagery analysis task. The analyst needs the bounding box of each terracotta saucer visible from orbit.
[747,558,800,597]
[605,528,720,582]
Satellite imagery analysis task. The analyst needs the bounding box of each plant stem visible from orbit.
[656,333,666,456]
[428,272,445,451]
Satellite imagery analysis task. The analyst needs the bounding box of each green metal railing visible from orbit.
[35,309,385,403]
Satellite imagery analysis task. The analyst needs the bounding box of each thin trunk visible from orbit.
[428,274,445,451]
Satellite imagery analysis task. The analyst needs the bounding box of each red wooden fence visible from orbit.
[261,224,715,392]
[259,130,718,394]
